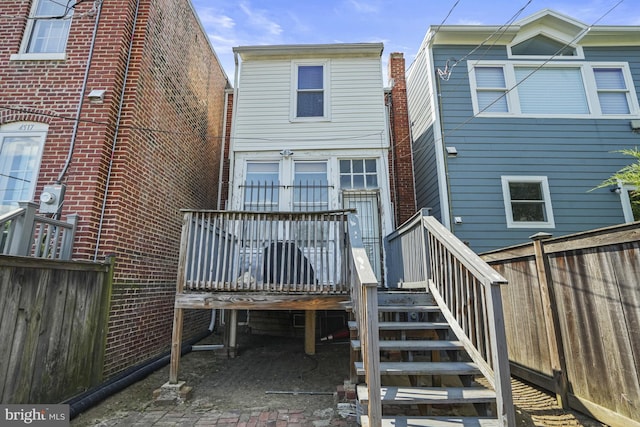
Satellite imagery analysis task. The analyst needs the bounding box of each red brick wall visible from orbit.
[0,0,228,377]
[220,90,234,210]
[387,53,417,226]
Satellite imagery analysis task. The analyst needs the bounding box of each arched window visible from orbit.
[0,122,48,214]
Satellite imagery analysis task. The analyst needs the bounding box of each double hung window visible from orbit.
[469,61,638,118]
[501,176,555,228]
[24,0,74,55]
[292,62,329,120]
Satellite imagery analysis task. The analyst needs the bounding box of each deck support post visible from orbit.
[227,309,238,358]
[169,307,184,384]
[305,310,316,355]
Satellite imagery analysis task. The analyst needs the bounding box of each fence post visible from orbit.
[530,232,569,409]
[9,202,38,256]
[61,213,79,260]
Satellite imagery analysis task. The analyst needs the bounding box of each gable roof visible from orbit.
[425,9,640,47]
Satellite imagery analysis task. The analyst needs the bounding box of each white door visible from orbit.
[343,191,382,282]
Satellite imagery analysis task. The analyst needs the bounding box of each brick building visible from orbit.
[0,0,229,377]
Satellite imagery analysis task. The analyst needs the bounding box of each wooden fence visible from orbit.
[481,222,640,427]
[0,255,114,404]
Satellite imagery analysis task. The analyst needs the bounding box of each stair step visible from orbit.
[356,385,496,405]
[377,304,440,312]
[361,416,499,427]
[379,321,450,330]
[355,361,481,376]
[351,339,463,351]
[348,321,450,331]
[378,291,433,306]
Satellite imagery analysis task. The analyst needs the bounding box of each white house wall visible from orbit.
[232,57,388,152]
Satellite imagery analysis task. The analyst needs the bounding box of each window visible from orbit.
[243,162,279,211]
[469,61,639,118]
[339,159,378,189]
[620,184,640,223]
[293,162,328,211]
[594,68,631,114]
[292,62,329,120]
[0,123,47,215]
[510,34,577,57]
[501,176,555,228]
[25,0,74,54]
[515,67,589,114]
[473,67,509,113]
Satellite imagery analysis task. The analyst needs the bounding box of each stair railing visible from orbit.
[385,209,515,426]
[346,213,382,425]
[0,201,77,260]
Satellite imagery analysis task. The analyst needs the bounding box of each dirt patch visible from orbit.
[72,329,352,426]
[71,329,608,426]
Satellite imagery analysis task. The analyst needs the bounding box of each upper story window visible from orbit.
[11,0,74,61]
[0,122,48,215]
[501,176,555,228]
[291,62,330,121]
[510,34,578,57]
[469,61,639,118]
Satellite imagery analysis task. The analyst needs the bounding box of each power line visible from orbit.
[442,0,625,137]
[405,0,626,160]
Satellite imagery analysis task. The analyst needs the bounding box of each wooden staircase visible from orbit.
[350,289,500,427]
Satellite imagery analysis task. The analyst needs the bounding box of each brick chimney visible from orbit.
[387,52,416,226]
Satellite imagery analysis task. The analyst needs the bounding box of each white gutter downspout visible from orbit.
[93,0,142,261]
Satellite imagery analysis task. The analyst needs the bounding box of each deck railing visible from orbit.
[0,201,77,260]
[385,209,515,426]
[346,213,381,424]
[177,209,355,293]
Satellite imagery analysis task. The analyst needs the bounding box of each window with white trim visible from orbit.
[501,176,555,228]
[0,123,47,215]
[23,0,75,54]
[619,183,640,223]
[469,61,639,118]
[339,159,378,189]
[292,62,329,120]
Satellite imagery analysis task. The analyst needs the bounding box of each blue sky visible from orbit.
[191,0,640,81]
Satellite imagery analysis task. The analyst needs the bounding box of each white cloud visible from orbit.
[197,8,236,30]
[347,0,380,14]
[239,1,283,36]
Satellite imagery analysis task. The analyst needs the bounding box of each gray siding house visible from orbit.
[406,9,640,252]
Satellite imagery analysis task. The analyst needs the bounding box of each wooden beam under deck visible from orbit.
[175,292,350,311]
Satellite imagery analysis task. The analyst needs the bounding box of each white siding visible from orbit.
[233,57,387,152]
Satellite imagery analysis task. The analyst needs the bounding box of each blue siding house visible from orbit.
[406,9,640,252]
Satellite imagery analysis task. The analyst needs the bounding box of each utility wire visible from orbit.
[442,0,625,137]
[0,104,383,143]
[405,0,626,159]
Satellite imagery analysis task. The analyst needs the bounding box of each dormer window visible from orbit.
[511,34,577,57]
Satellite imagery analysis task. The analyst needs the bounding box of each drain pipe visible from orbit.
[66,329,211,419]
[57,0,104,184]
[93,0,141,261]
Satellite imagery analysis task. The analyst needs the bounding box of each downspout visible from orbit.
[93,0,141,261]
[56,0,104,185]
[226,50,241,210]
[217,91,230,210]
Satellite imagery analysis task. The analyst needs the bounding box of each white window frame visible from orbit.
[468,61,640,119]
[501,176,555,229]
[507,30,585,60]
[10,0,74,61]
[619,181,639,223]
[0,122,48,214]
[290,60,331,122]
